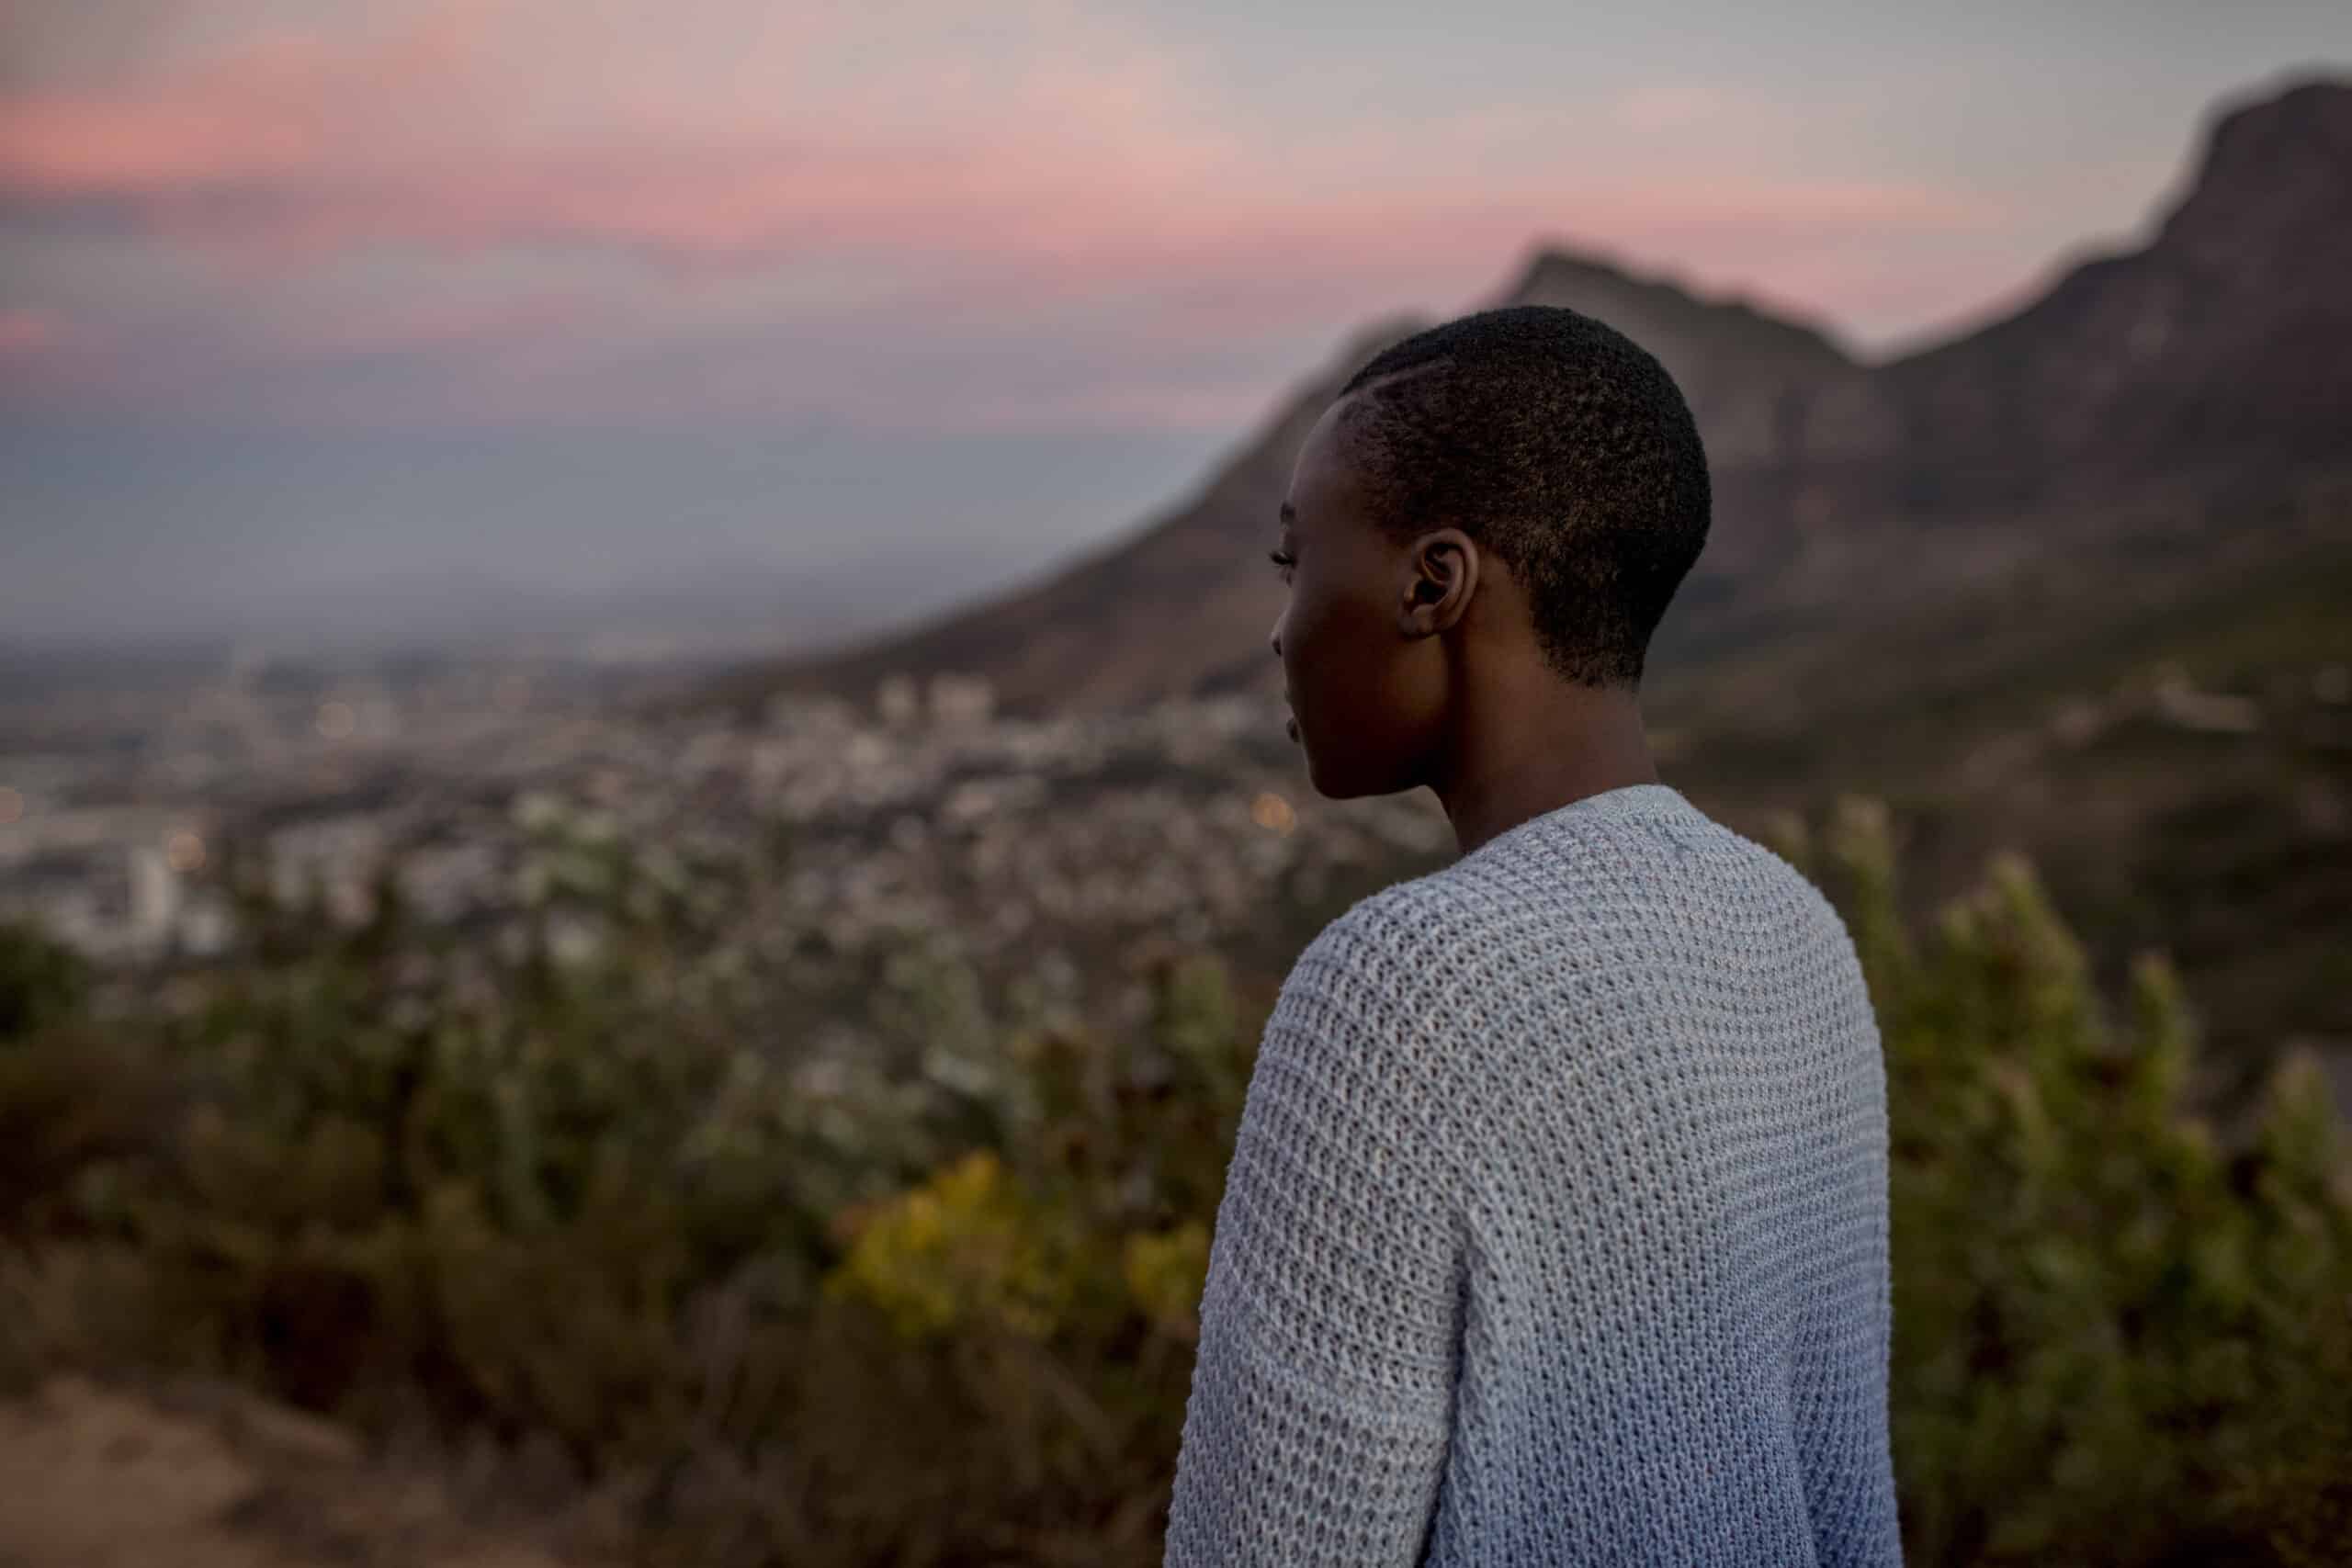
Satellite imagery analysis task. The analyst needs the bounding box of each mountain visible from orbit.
[1643,75,2352,719]
[729,75,2350,721]
[1693,73,2352,537]
[1860,76,2352,479]
[728,253,1857,713]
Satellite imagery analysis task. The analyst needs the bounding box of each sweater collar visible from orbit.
[1455,782,1700,863]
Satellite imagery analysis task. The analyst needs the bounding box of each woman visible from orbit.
[1165,306,1902,1566]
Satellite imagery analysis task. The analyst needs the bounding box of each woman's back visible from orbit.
[1166,783,1901,1566]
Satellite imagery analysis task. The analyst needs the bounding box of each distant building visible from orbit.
[930,673,997,727]
[127,842,180,947]
[876,674,921,728]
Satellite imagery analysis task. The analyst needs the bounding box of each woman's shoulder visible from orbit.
[1294,867,1509,988]
[1269,872,1531,1087]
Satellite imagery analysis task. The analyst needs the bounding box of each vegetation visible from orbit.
[1659,518,2352,1075]
[1,797,2346,1566]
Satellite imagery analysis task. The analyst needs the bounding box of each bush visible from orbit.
[1801,799,2352,1566]
[1,807,2344,1565]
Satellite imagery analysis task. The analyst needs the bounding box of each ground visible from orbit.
[0,1376,606,1568]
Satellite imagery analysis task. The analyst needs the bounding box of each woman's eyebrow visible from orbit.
[1277,501,1296,529]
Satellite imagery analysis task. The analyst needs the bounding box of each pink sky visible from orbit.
[13,0,2318,436]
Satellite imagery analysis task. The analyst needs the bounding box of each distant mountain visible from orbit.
[727,253,1858,713]
[1644,74,2352,719]
[1865,76,2352,478]
[724,76,2350,723]
[1702,73,2352,530]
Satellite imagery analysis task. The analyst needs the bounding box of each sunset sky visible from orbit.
[5,1,2348,653]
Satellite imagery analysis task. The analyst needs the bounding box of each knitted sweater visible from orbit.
[1165,783,1901,1566]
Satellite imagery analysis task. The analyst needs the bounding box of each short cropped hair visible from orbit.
[1334,304,1711,688]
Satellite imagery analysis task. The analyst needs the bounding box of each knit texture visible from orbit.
[1165,783,1900,1566]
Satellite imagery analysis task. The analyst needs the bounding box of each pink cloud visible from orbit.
[0,158,2000,429]
[1611,85,1734,134]
[0,305,128,407]
[3,101,1994,280]
[0,0,2028,432]
[0,91,311,193]
[0,0,1992,281]
[0,306,68,355]
[0,7,493,197]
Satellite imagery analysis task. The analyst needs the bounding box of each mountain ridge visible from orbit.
[726,74,2352,717]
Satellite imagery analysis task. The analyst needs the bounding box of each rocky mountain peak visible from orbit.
[2159,76,2352,264]
[1498,245,1852,419]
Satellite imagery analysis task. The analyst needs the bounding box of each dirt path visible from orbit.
[0,1376,602,1568]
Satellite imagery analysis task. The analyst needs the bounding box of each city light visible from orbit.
[317,701,356,739]
[164,829,207,873]
[1250,791,1295,834]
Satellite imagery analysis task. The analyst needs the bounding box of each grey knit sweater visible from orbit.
[1166,783,1900,1566]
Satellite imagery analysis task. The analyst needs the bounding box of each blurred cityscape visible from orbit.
[0,649,1449,980]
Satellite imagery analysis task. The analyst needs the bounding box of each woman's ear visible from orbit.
[1400,527,1478,638]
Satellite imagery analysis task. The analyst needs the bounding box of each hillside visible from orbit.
[730,76,2350,721]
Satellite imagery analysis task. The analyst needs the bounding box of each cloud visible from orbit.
[0,0,2016,432]
[1611,85,1733,134]
[0,306,67,354]
[0,5,495,195]
[0,305,119,404]
[0,19,1992,277]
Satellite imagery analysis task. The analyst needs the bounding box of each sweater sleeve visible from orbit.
[1164,912,1467,1567]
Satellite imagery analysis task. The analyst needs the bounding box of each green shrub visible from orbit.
[0,806,2343,1565]
[1803,799,2352,1566]
[0,919,86,1041]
